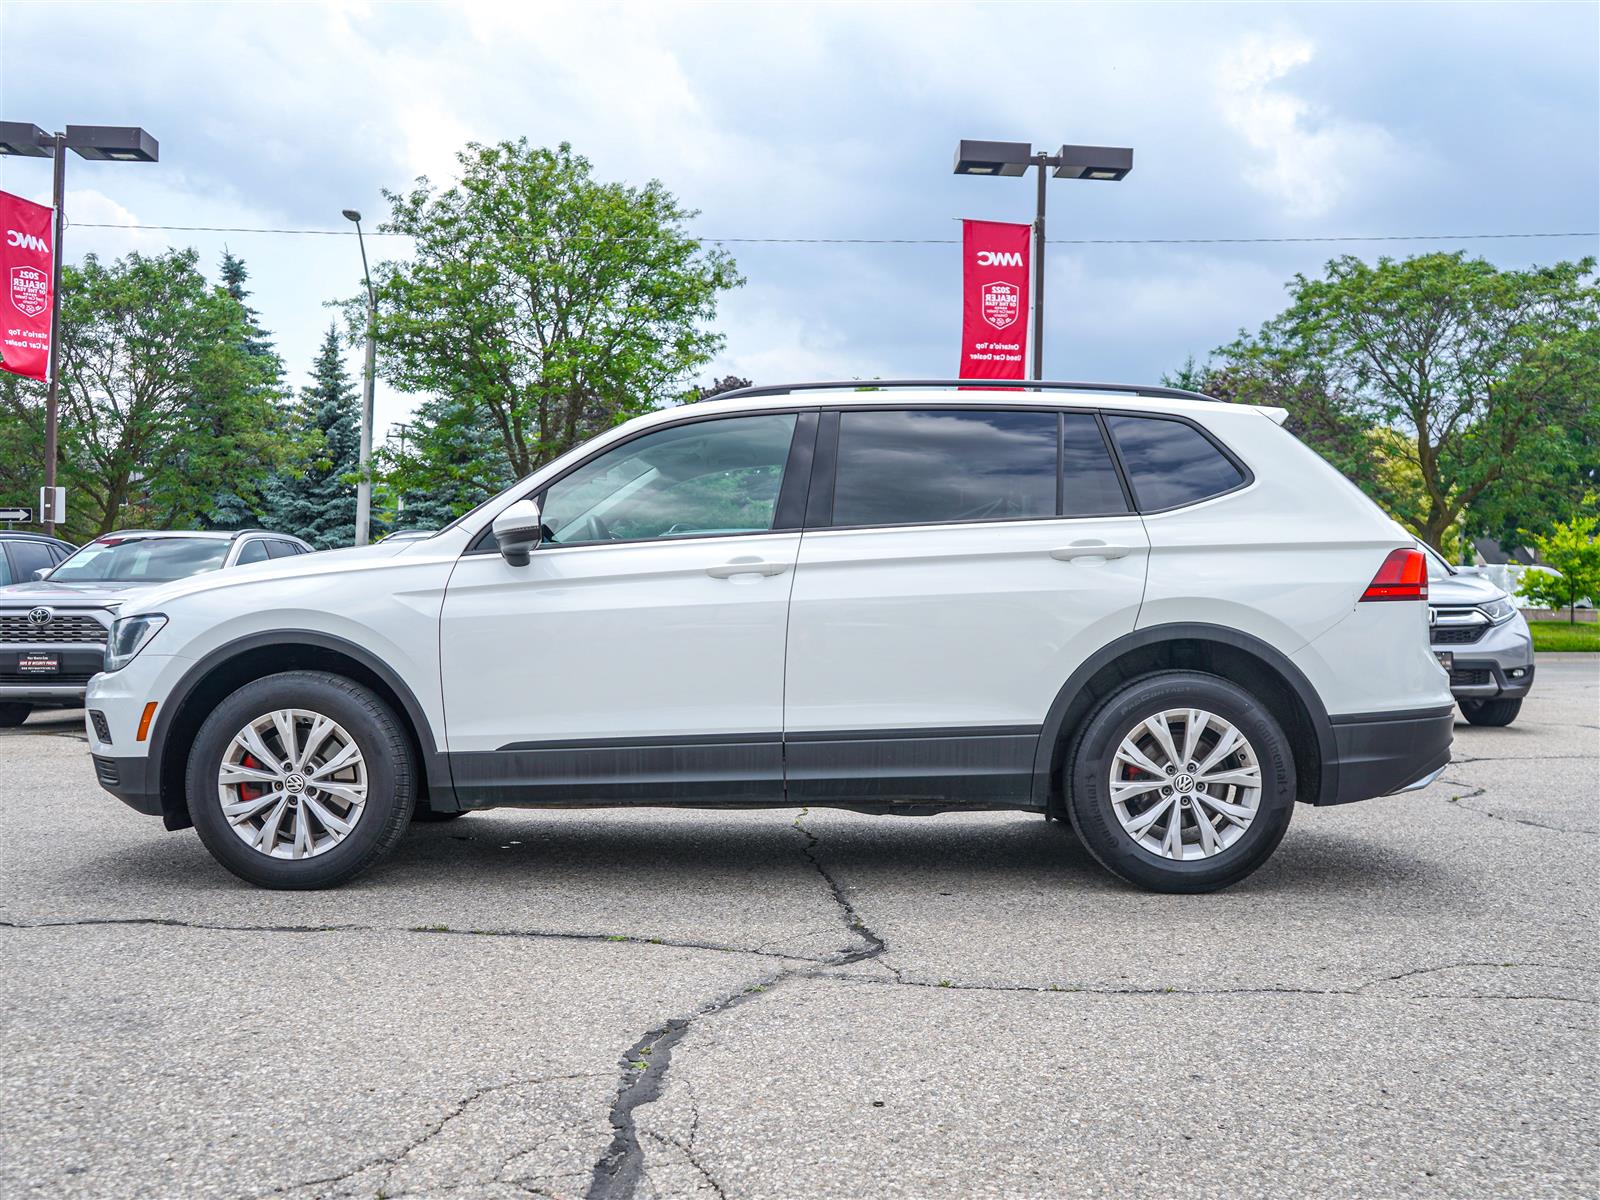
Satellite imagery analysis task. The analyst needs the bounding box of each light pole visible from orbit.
[342,209,377,547]
[0,122,158,536]
[953,140,1132,380]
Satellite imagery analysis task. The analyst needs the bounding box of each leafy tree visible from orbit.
[1213,253,1600,550]
[1516,514,1600,622]
[355,139,741,506]
[52,249,286,538]
[691,375,752,402]
[261,325,362,548]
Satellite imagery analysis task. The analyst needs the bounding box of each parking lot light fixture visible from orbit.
[954,138,1133,379]
[0,120,158,536]
[344,208,378,547]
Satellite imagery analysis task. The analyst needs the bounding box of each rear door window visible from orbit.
[831,409,1058,528]
[234,539,271,565]
[8,539,56,581]
[1104,414,1246,511]
[266,540,303,558]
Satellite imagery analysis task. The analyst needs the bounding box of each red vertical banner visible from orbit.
[959,219,1030,379]
[0,189,54,382]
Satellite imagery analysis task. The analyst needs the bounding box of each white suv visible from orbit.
[83,381,1453,893]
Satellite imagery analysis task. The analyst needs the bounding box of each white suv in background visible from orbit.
[83,381,1453,893]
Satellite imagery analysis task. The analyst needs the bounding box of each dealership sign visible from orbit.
[0,190,54,382]
[959,220,1030,379]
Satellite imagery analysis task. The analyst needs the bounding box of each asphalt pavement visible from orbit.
[2,656,1595,1199]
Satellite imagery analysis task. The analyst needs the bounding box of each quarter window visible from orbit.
[832,409,1058,528]
[1104,414,1245,510]
[540,413,799,546]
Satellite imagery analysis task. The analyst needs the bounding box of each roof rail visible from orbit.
[710,379,1223,404]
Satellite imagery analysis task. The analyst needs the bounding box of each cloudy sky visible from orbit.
[4,0,1596,440]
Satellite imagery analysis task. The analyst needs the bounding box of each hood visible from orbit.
[123,539,412,613]
[0,579,150,609]
[1429,570,1507,607]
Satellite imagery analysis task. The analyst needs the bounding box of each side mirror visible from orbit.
[492,498,543,566]
[32,568,49,581]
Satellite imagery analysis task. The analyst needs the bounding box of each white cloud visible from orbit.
[1215,33,1408,219]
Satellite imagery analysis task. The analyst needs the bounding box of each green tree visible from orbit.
[53,249,286,538]
[1516,514,1600,622]
[378,391,514,530]
[262,325,361,548]
[355,139,741,508]
[207,250,289,528]
[1212,253,1600,550]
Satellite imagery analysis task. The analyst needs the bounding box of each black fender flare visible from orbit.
[1029,622,1337,806]
[148,629,454,823]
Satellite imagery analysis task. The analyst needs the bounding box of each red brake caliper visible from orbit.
[238,753,263,802]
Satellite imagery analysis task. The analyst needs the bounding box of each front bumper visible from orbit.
[0,642,105,703]
[89,753,163,816]
[1432,613,1534,701]
[1322,704,1454,805]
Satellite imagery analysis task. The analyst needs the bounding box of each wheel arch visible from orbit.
[150,631,454,830]
[1033,624,1336,814]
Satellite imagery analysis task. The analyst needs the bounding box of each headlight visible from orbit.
[105,614,168,672]
[1479,597,1517,625]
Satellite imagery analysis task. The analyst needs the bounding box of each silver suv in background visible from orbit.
[0,529,313,727]
[1421,543,1534,726]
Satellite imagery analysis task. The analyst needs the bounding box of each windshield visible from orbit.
[48,536,230,583]
[1416,540,1456,580]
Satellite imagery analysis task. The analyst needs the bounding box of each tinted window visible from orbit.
[541,413,798,546]
[833,409,1057,527]
[1105,415,1245,510]
[234,539,270,565]
[9,540,55,580]
[267,540,303,558]
[0,547,12,586]
[1061,413,1129,516]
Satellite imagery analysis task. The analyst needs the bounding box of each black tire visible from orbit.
[0,702,31,728]
[1064,670,1296,893]
[186,671,416,889]
[1460,697,1522,727]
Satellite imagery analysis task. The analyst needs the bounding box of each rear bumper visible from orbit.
[1320,705,1454,805]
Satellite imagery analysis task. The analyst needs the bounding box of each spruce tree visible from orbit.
[264,325,362,548]
[207,250,287,528]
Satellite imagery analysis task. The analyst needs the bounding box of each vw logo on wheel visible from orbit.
[1173,772,1196,793]
[284,772,307,794]
[27,606,52,627]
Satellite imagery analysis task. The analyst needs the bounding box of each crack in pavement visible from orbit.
[252,1073,605,1199]
[1435,777,1599,836]
[584,810,887,1200]
[0,916,836,965]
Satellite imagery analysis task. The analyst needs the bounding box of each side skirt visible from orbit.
[449,726,1044,810]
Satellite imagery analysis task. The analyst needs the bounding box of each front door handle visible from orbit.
[1050,541,1134,562]
[706,557,789,579]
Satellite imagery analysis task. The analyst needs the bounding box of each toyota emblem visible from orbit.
[27,606,52,627]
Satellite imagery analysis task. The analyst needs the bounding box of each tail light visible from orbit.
[1360,548,1428,602]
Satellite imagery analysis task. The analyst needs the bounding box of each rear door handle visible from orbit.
[706,557,789,579]
[1050,541,1134,562]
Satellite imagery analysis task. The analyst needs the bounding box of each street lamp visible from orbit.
[954,138,1132,379]
[342,208,377,547]
[0,121,159,536]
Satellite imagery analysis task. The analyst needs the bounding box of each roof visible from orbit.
[0,531,75,548]
[714,379,1220,405]
[94,528,310,544]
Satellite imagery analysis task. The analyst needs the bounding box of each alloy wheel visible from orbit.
[217,708,368,859]
[1108,707,1262,861]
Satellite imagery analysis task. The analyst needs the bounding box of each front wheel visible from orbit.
[1064,671,1296,893]
[186,671,416,889]
[1460,697,1522,727]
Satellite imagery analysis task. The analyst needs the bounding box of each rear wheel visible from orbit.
[0,702,31,728]
[1460,697,1522,727]
[186,671,415,889]
[1065,671,1296,893]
